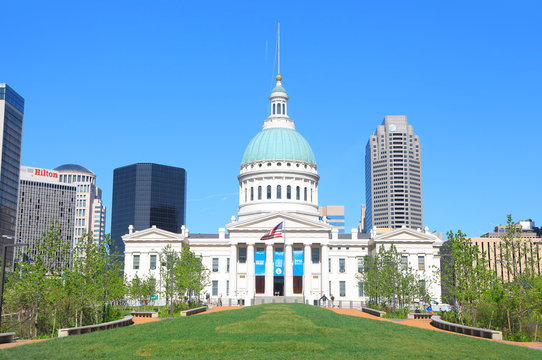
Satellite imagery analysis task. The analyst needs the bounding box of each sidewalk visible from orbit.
[329,308,542,351]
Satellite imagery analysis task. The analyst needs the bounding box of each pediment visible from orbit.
[226,212,333,233]
[122,226,185,242]
[374,228,442,244]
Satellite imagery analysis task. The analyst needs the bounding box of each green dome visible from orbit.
[242,128,316,165]
[271,85,286,93]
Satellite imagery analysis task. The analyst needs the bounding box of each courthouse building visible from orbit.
[123,74,443,306]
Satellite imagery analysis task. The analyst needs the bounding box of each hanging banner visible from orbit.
[255,250,265,276]
[293,250,304,276]
[274,251,284,277]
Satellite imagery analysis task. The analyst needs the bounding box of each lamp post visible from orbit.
[0,238,28,329]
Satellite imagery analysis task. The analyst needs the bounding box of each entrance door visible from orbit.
[273,276,284,296]
[293,276,303,294]
[255,276,265,294]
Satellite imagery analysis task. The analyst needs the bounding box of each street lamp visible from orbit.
[0,239,28,329]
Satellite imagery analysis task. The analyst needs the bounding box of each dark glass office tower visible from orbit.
[111,163,187,254]
[0,84,24,265]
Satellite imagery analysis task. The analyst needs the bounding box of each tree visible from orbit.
[441,230,494,325]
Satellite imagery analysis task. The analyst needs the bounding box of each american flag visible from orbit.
[260,222,283,240]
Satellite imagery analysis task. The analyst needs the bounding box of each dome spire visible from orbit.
[277,20,281,79]
[265,21,293,130]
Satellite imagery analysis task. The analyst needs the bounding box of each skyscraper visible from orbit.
[54,164,106,246]
[15,166,76,267]
[319,205,345,233]
[365,115,422,232]
[111,163,187,254]
[0,84,24,265]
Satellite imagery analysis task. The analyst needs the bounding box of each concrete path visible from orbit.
[196,306,242,315]
[329,308,542,351]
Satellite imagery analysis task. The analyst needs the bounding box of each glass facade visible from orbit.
[111,163,187,255]
[0,84,24,265]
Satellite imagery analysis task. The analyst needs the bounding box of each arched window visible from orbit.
[304,187,307,201]
[282,103,285,114]
[245,189,247,202]
[267,185,271,199]
[296,186,300,200]
[258,186,262,200]
[251,187,254,201]
[277,103,281,114]
[273,103,275,114]
[277,185,282,199]
[287,185,291,199]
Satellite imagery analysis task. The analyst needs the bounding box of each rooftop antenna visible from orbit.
[277,20,281,76]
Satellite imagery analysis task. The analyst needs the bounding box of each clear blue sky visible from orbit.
[2,1,541,237]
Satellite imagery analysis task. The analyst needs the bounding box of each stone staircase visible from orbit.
[253,296,305,305]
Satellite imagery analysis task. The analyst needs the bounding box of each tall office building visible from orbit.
[111,163,187,254]
[319,205,345,233]
[0,84,24,265]
[15,166,76,267]
[54,164,106,246]
[365,116,422,232]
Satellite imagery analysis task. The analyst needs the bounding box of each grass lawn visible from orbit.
[1,304,540,359]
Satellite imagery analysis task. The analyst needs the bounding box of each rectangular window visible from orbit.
[358,281,364,297]
[212,280,218,296]
[226,280,230,296]
[212,258,219,272]
[133,255,140,270]
[340,281,346,297]
[328,258,331,272]
[418,255,425,271]
[339,258,345,273]
[311,247,320,263]
[227,258,230,272]
[418,279,426,291]
[239,248,247,263]
[150,255,157,270]
[357,258,363,273]
[402,255,408,268]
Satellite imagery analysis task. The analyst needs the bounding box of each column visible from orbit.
[284,243,293,296]
[247,244,255,303]
[303,244,311,301]
[321,244,329,297]
[229,244,237,300]
[265,244,274,296]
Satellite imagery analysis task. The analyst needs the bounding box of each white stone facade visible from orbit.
[122,74,443,307]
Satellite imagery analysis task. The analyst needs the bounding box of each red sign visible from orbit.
[35,168,58,178]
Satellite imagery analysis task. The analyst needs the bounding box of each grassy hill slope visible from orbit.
[1,304,539,359]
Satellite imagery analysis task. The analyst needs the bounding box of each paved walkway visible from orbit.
[196,306,242,315]
[0,314,163,350]
[329,308,542,350]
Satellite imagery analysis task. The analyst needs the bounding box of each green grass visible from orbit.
[1,304,540,359]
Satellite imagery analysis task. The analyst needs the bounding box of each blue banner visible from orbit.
[293,250,304,276]
[274,251,284,277]
[255,250,265,276]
